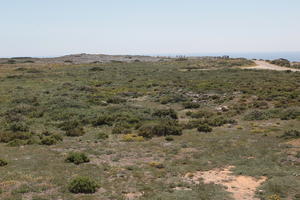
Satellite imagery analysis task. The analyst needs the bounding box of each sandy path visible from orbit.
[242,60,300,72]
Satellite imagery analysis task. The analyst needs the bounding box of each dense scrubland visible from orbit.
[0,57,299,200]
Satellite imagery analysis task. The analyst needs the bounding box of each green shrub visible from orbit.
[40,131,63,145]
[7,139,28,147]
[93,115,114,126]
[138,120,182,138]
[252,101,269,109]
[189,110,214,119]
[41,136,58,145]
[0,158,8,166]
[159,96,173,104]
[51,133,63,141]
[68,177,98,193]
[208,117,235,127]
[96,132,109,140]
[270,58,290,67]
[158,94,186,104]
[112,123,131,134]
[183,102,201,109]
[58,120,80,131]
[149,161,165,169]
[66,127,85,137]
[280,109,300,120]
[66,152,90,165]
[197,124,212,133]
[165,136,174,141]
[152,108,178,119]
[89,67,104,71]
[280,130,300,139]
[122,134,144,142]
[107,96,126,104]
[244,110,269,121]
[8,122,29,132]
[11,184,33,194]
[0,132,33,144]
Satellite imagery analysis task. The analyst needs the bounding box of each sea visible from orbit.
[156,52,300,62]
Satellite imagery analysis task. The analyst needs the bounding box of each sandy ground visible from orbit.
[184,166,267,200]
[243,60,300,72]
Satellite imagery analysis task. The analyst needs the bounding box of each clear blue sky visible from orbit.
[1,0,300,57]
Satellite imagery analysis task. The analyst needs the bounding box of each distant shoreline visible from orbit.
[153,52,300,62]
[1,52,300,62]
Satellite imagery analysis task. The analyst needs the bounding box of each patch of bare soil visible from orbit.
[286,139,300,147]
[184,166,267,200]
[124,192,143,200]
[242,60,300,72]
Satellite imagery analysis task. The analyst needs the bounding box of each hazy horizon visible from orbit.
[1,0,300,57]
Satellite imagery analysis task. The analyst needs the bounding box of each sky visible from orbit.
[0,0,300,57]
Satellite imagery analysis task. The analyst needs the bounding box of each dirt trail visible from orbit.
[184,166,267,200]
[242,60,300,72]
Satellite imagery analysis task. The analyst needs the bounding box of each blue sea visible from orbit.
[157,52,300,62]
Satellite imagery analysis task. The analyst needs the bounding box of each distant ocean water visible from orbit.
[223,52,300,62]
[157,52,300,62]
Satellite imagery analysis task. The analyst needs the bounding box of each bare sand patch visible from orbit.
[184,166,266,200]
[286,138,300,147]
[124,192,143,200]
[242,60,300,72]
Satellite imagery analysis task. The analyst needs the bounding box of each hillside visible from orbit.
[0,57,299,200]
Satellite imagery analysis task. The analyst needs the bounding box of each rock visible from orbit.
[286,156,300,164]
[216,106,229,112]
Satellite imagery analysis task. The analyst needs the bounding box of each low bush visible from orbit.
[93,115,114,126]
[165,136,174,141]
[197,124,212,133]
[0,159,8,166]
[7,139,27,147]
[189,110,214,119]
[112,123,131,134]
[152,108,178,119]
[122,134,144,142]
[280,109,300,120]
[58,120,80,131]
[66,127,85,137]
[267,194,281,200]
[8,122,29,132]
[68,176,98,193]
[40,134,62,145]
[107,96,126,104]
[270,58,290,67]
[89,67,104,71]
[159,94,187,105]
[244,110,270,121]
[159,96,173,104]
[138,120,182,138]
[96,132,109,140]
[66,152,90,165]
[183,102,201,109]
[280,130,300,139]
[41,136,57,145]
[149,162,164,169]
[252,101,269,109]
[208,117,236,127]
[0,132,32,143]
